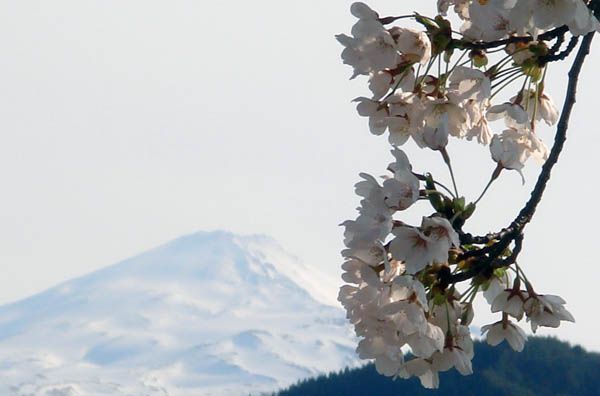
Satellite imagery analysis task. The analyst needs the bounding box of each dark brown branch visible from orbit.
[547,31,567,56]
[379,14,570,51]
[539,35,580,65]
[452,26,570,51]
[459,229,510,245]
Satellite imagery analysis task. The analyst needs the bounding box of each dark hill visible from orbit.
[275,337,600,396]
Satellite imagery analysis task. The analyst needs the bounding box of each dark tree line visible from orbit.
[275,337,600,396]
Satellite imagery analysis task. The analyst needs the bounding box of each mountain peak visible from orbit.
[0,231,358,396]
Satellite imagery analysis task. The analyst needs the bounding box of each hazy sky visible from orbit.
[1,1,599,349]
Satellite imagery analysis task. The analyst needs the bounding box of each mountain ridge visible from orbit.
[276,337,600,396]
[0,230,358,396]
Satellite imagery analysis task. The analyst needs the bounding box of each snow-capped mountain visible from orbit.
[0,231,359,396]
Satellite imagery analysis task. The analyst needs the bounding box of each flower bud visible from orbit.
[452,197,466,213]
[415,14,437,28]
[460,203,476,221]
[425,175,446,213]
[469,50,488,68]
[443,48,454,64]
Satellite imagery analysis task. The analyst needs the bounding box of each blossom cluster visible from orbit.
[337,1,592,388]
[441,0,599,40]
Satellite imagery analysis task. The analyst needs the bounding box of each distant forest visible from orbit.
[275,337,600,396]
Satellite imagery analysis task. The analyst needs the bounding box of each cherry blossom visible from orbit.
[390,27,432,65]
[487,102,529,127]
[491,289,529,320]
[524,294,576,332]
[336,1,588,388]
[389,216,459,274]
[481,319,528,352]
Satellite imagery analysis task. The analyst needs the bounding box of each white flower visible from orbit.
[514,89,559,127]
[432,347,473,376]
[568,1,600,36]
[422,216,460,258]
[389,27,432,65]
[412,98,471,151]
[374,353,404,376]
[337,4,399,79]
[354,97,389,135]
[354,172,383,200]
[355,314,406,377]
[491,289,528,320]
[353,32,399,73]
[465,100,494,145]
[508,0,599,37]
[338,285,361,319]
[368,68,414,100]
[490,128,548,180]
[487,102,529,127]
[386,92,426,146]
[389,227,432,274]
[422,113,450,150]
[468,112,493,145]
[381,298,429,336]
[462,0,514,41]
[383,171,419,211]
[342,216,386,247]
[342,240,387,267]
[437,0,470,20]
[400,358,440,389]
[341,261,448,379]
[430,300,462,334]
[368,70,394,100]
[387,147,413,173]
[536,93,559,126]
[343,172,393,247]
[481,320,527,352]
[341,259,380,286]
[448,66,492,103]
[383,149,419,211]
[357,334,394,357]
[431,325,474,376]
[389,217,459,274]
[423,100,469,139]
[350,2,378,21]
[524,294,575,333]
[406,323,445,358]
[349,3,382,39]
[386,117,411,145]
[483,272,512,304]
[343,201,392,239]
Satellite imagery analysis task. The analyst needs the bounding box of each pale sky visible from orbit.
[1,1,599,350]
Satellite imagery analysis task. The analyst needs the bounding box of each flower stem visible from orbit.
[440,148,459,198]
[474,165,503,205]
[490,74,526,100]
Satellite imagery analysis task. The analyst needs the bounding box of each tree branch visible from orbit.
[539,35,580,65]
[452,26,570,51]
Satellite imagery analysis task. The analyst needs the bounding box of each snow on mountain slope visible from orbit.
[0,231,359,396]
